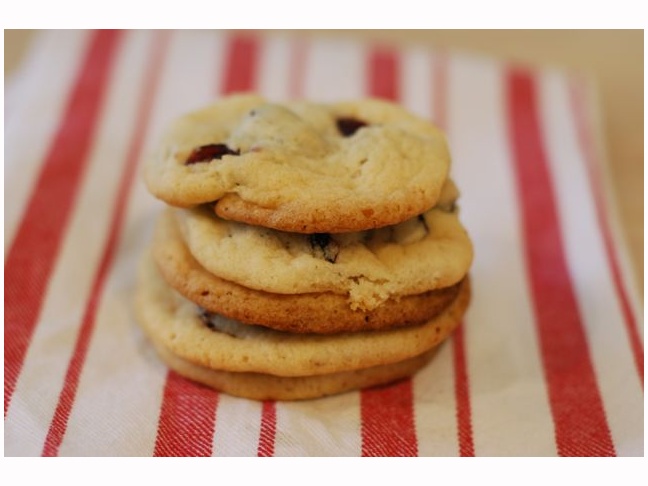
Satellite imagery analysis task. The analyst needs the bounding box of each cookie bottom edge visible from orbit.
[151,339,438,401]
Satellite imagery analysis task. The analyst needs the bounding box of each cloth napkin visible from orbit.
[4,29,643,457]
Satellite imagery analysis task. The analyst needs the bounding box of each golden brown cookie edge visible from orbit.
[152,208,462,334]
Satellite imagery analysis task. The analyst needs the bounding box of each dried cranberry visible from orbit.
[186,143,239,165]
[336,117,367,137]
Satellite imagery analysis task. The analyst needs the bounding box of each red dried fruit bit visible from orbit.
[186,143,240,165]
[336,117,367,137]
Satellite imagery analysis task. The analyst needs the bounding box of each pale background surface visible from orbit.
[5,29,643,295]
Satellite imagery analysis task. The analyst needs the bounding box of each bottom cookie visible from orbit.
[150,337,438,401]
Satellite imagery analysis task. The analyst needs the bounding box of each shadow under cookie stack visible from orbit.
[136,95,473,401]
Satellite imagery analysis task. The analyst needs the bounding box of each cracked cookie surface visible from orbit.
[144,94,452,233]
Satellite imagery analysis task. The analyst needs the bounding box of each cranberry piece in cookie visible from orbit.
[186,143,240,165]
[336,117,367,137]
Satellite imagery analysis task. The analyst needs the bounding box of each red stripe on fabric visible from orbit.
[41,31,170,456]
[432,51,476,458]
[4,30,122,418]
[360,46,417,457]
[252,37,297,457]
[368,46,400,100]
[506,69,616,457]
[360,45,416,457]
[452,325,475,457]
[568,79,644,387]
[154,372,220,457]
[257,401,277,457]
[360,380,418,457]
[432,51,448,129]
[222,34,259,94]
[289,38,308,100]
[153,32,261,457]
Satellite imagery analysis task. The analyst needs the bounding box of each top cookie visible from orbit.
[144,94,451,233]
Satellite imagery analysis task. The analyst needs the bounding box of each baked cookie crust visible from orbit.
[135,252,471,377]
[152,209,463,333]
[144,94,451,233]
[174,200,472,311]
[151,340,437,401]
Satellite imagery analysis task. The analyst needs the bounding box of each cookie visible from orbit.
[143,94,451,233]
[135,252,471,377]
[151,339,437,401]
[172,189,472,312]
[152,209,462,333]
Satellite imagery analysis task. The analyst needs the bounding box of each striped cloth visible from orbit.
[4,30,643,457]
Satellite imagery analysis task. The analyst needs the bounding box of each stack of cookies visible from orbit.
[136,95,473,401]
